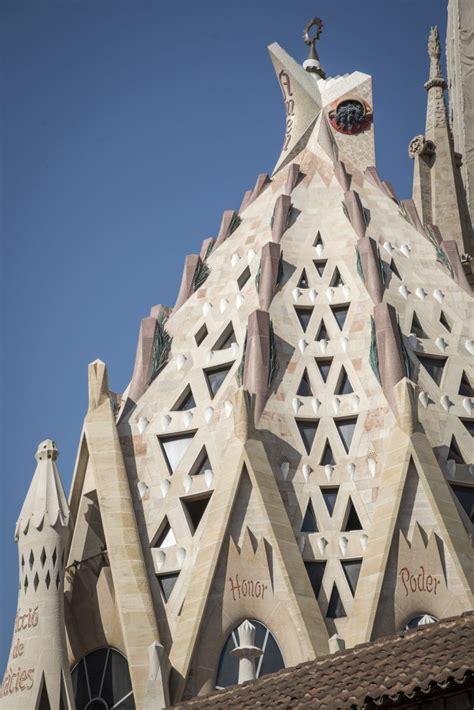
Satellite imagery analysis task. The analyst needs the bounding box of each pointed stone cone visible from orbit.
[215,210,240,247]
[143,642,170,710]
[1,440,75,709]
[373,303,408,419]
[174,254,200,310]
[334,161,352,191]
[271,194,292,243]
[230,620,263,684]
[284,163,300,195]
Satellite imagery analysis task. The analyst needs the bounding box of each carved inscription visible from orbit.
[228,574,268,602]
[0,608,39,698]
[278,70,295,151]
[398,566,441,596]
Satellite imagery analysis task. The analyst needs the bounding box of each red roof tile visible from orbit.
[173,612,474,708]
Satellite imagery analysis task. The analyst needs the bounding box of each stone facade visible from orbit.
[1,12,473,710]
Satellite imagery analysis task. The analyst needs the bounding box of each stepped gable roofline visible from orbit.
[172,612,474,708]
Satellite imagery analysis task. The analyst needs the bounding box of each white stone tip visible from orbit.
[35,439,58,461]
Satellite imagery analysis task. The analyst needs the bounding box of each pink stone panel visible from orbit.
[374,303,405,414]
[358,237,384,305]
[271,194,292,243]
[243,310,271,424]
[344,190,367,238]
[440,240,472,292]
[200,237,215,260]
[258,242,281,310]
[334,161,352,191]
[401,199,425,235]
[128,316,157,405]
[215,210,239,247]
[174,254,200,311]
[284,163,300,196]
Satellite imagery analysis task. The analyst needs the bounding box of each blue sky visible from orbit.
[0,0,448,668]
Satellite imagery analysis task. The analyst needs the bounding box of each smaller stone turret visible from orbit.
[0,441,75,709]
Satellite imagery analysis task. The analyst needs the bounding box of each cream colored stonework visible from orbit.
[2,16,473,710]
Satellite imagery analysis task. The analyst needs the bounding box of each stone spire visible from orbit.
[409,25,473,256]
[0,441,75,709]
[425,26,448,133]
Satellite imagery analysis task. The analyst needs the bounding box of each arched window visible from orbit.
[216,619,284,689]
[405,613,438,630]
[71,648,135,709]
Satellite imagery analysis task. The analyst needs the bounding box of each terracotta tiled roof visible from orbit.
[173,612,474,709]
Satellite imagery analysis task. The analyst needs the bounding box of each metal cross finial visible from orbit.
[302,17,326,78]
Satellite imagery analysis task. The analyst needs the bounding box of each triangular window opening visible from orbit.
[460,419,474,437]
[447,436,464,465]
[459,372,474,398]
[182,494,211,534]
[335,417,358,453]
[320,440,335,466]
[214,323,237,350]
[315,321,329,342]
[38,676,51,710]
[194,323,208,346]
[335,367,353,395]
[313,260,327,277]
[190,447,212,476]
[410,313,427,339]
[330,267,344,287]
[313,233,324,248]
[417,355,447,387]
[204,363,233,398]
[450,485,474,523]
[159,431,196,474]
[439,311,452,333]
[343,500,363,531]
[295,307,313,332]
[305,561,326,599]
[322,487,339,516]
[389,259,401,279]
[301,500,318,533]
[298,269,309,289]
[331,304,350,330]
[157,572,179,602]
[296,419,319,454]
[341,559,362,595]
[172,385,196,411]
[326,584,346,618]
[155,518,176,549]
[316,357,332,382]
[297,369,313,397]
[237,266,251,290]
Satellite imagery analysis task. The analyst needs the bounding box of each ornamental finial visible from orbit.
[302,17,326,79]
[426,25,445,86]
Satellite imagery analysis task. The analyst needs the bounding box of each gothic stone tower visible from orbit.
[2,14,473,710]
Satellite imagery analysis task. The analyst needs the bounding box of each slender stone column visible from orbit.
[230,620,263,684]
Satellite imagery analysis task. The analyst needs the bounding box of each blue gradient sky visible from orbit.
[1,0,448,668]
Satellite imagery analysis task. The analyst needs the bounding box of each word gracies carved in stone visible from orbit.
[399,565,441,596]
[228,574,268,602]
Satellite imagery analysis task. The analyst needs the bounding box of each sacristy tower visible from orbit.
[2,8,473,710]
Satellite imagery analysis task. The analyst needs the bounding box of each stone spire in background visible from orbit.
[0,441,75,709]
[409,25,473,256]
[447,0,474,238]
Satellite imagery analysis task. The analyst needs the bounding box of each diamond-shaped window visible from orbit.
[330,304,350,330]
[295,307,313,332]
[204,363,233,398]
[335,417,358,453]
[341,559,362,595]
[296,419,318,454]
[327,584,346,618]
[316,358,332,382]
[33,573,40,592]
[297,370,313,397]
[29,550,34,570]
[172,385,196,412]
[40,548,47,568]
[45,571,51,589]
[321,487,339,516]
[335,367,353,395]
[159,432,196,474]
[301,500,318,533]
[305,561,326,599]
